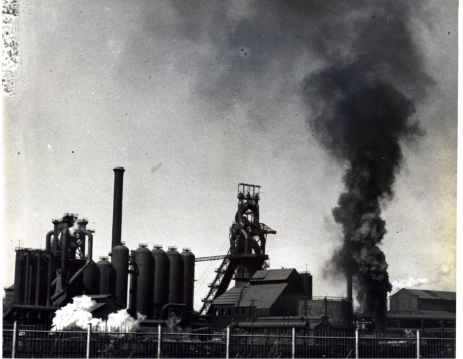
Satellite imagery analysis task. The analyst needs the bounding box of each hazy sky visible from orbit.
[3,0,457,311]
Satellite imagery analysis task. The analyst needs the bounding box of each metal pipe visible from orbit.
[46,253,52,306]
[12,321,18,359]
[45,230,54,252]
[128,251,137,313]
[28,256,34,305]
[86,323,92,359]
[35,252,42,305]
[13,250,23,305]
[157,324,162,359]
[24,251,30,305]
[112,167,125,249]
[226,326,230,359]
[292,327,295,359]
[53,220,59,254]
[355,329,359,359]
[51,229,93,302]
[78,219,88,258]
[61,223,69,287]
[416,330,420,359]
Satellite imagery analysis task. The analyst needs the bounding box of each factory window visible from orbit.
[408,300,412,310]
[215,309,219,316]
[227,308,231,316]
[221,308,225,316]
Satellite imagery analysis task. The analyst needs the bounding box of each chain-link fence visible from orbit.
[3,322,455,358]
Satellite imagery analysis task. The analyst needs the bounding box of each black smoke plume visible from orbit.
[303,62,423,330]
[158,0,433,330]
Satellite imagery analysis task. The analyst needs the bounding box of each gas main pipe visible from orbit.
[45,219,60,254]
[50,229,93,302]
[35,252,41,305]
[53,220,59,253]
[46,253,52,306]
[45,230,54,252]
[61,223,69,287]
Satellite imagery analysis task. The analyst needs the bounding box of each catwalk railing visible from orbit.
[2,322,456,358]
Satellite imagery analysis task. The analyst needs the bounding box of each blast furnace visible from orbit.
[3,168,196,324]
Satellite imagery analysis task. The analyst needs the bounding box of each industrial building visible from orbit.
[211,268,310,328]
[387,289,456,330]
[2,167,455,335]
[3,168,196,325]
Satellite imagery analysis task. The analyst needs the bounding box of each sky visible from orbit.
[2,0,458,312]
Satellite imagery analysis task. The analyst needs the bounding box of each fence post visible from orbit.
[157,324,162,359]
[12,321,18,359]
[355,329,359,359]
[292,327,296,359]
[86,323,92,359]
[226,326,230,359]
[416,330,420,359]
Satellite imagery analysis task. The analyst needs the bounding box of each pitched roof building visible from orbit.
[210,268,309,328]
[387,288,456,329]
[389,289,455,314]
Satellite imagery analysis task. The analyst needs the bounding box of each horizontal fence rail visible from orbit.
[2,322,456,358]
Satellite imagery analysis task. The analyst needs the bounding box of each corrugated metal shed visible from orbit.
[251,269,295,282]
[399,289,456,301]
[240,283,288,309]
[213,269,296,309]
[212,282,290,309]
[213,286,249,305]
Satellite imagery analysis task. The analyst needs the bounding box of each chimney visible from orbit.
[347,272,353,301]
[112,167,125,249]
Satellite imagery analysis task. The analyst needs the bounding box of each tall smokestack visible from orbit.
[112,167,125,249]
[346,272,354,330]
[347,273,352,301]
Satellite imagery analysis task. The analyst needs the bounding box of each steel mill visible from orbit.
[3,168,455,334]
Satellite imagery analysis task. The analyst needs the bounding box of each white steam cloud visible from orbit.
[391,277,428,294]
[68,219,79,236]
[52,296,146,332]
